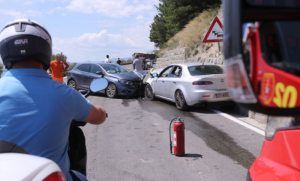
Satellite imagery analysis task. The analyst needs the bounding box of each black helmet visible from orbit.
[0,19,52,70]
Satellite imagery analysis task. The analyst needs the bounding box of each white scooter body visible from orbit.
[0,153,66,181]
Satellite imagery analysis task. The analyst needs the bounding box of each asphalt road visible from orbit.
[83,94,264,181]
[74,64,265,181]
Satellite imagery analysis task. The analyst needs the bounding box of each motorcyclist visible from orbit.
[0,19,107,181]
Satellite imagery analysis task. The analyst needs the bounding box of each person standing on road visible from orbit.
[117,58,121,65]
[0,19,107,181]
[105,55,111,63]
[48,54,67,84]
[133,55,144,71]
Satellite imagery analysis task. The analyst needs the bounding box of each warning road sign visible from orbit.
[202,16,223,43]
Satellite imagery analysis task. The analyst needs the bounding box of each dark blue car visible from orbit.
[67,63,147,98]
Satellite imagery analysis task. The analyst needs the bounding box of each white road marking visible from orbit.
[210,109,265,136]
[140,159,152,163]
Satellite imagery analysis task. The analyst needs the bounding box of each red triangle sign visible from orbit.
[202,16,223,43]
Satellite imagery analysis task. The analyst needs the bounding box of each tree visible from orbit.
[127,58,133,64]
[68,63,77,71]
[60,52,67,63]
[150,0,221,48]
[149,14,167,47]
[52,52,68,62]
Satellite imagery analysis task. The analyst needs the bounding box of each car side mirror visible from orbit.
[96,71,104,77]
[151,73,158,78]
[150,73,154,78]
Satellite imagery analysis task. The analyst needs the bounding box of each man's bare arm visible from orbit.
[84,105,106,125]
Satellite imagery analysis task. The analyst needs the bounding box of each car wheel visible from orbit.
[106,83,118,98]
[144,84,155,100]
[68,79,77,89]
[175,90,189,111]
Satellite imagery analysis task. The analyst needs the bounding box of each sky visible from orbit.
[0,0,160,63]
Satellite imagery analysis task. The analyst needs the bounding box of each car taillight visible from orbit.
[43,171,66,181]
[192,81,213,85]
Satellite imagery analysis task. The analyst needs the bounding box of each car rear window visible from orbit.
[188,65,223,76]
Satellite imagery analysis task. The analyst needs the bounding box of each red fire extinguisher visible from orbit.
[169,117,185,156]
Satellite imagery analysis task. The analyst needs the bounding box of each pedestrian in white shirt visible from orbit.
[105,55,111,63]
[132,55,144,71]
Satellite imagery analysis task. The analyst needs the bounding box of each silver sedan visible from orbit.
[144,63,233,110]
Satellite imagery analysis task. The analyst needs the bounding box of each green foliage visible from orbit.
[69,63,76,71]
[167,39,179,50]
[193,49,199,56]
[185,47,192,57]
[149,14,167,47]
[150,0,221,48]
[126,58,133,64]
[158,6,220,58]
[205,44,211,51]
[52,52,68,62]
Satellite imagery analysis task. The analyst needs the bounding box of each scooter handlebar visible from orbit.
[84,90,91,98]
[71,120,87,127]
[83,90,108,118]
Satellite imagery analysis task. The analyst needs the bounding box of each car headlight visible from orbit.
[265,116,300,140]
[119,79,133,85]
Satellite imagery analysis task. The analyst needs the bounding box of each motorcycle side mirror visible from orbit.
[90,78,108,93]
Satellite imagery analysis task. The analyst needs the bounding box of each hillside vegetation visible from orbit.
[150,0,221,47]
[158,5,223,59]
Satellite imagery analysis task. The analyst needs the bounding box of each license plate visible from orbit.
[215,93,229,98]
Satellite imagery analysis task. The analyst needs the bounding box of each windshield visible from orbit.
[260,21,300,76]
[100,64,129,74]
[188,65,223,76]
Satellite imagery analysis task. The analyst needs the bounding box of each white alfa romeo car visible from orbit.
[144,63,233,110]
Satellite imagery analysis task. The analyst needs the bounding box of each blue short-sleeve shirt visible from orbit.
[0,69,92,181]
